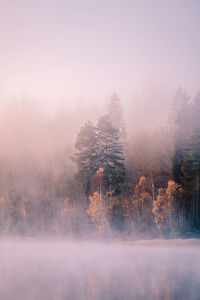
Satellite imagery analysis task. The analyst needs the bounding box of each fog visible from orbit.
[1,0,200,298]
[1,0,200,133]
[0,239,199,300]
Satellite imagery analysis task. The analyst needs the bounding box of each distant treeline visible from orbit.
[0,90,200,238]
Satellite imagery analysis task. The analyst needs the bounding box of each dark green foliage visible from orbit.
[172,90,200,231]
[96,114,125,194]
[172,147,183,184]
[74,113,126,232]
[73,121,98,195]
[170,88,191,184]
[74,115,125,195]
[180,129,200,227]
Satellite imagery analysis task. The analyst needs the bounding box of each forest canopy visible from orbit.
[0,89,199,239]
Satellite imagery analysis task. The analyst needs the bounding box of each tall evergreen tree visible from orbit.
[107,93,126,141]
[74,116,125,194]
[180,128,200,228]
[74,121,98,196]
[96,114,125,194]
[169,88,191,183]
[191,91,200,130]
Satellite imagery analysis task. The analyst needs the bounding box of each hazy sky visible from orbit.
[1,0,200,129]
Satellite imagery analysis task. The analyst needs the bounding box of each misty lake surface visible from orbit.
[0,239,200,300]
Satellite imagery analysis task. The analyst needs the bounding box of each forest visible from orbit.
[0,89,199,239]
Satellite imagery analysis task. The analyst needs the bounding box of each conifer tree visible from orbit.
[107,93,126,141]
[169,88,191,183]
[180,129,200,228]
[96,114,125,194]
[191,91,200,130]
[74,121,98,195]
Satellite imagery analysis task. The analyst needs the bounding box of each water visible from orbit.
[0,239,200,300]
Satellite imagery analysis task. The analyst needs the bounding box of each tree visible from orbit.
[166,180,183,231]
[175,91,200,233]
[107,93,126,141]
[74,121,98,196]
[191,91,200,131]
[180,129,200,228]
[8,189,28,234]
[152,180,182,236]
[96,114,125,194]
[168,88,191,183]
[87,191,110,232]
[168,88,191,145]
[73,114,125,228]
[126,176,154,237]
[61,197,77,235]
[127,130,173,201]
[87,169,111,233]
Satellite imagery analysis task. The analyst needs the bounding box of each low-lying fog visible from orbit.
[0,239,200,300]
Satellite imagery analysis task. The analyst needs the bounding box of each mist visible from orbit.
[0,239,200,300]
[1,0,200,299]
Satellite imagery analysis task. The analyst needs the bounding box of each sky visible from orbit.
[1,0,200,131]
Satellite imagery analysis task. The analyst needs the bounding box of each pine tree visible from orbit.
[96,114,125,194]
[107,93,126,141]
[169,89,191,183]
[180,128,200,228]
[191,91,200,130]
[74,121,98,196]
[177,92,200,231]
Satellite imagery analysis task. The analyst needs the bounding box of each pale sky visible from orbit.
[1,0,200,130]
